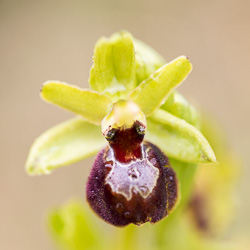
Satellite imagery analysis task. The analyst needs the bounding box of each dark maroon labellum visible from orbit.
[86,122,178,227]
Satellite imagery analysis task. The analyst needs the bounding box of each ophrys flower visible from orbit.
[25,31,216,226]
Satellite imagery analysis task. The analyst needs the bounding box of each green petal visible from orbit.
[133,38,165,85]
[89,31,136,101]
[25,117,107,175]
[146,109,216,164]
[41,81,112,125]
[129,56,192,116]
[161,91,201,129]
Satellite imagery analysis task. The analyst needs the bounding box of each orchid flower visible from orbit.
[25,31,216,226]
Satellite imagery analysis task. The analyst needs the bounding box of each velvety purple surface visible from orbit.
[86,141,178,227]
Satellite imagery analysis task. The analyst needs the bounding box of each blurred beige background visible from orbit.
[0,0,249,249]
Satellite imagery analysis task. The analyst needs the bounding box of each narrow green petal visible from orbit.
[133,38,165,85]
[25,117,107,175]
[161,91,201,129]
[41,81,112,125]
[146,109,216,164]
[129,56,192,116]
[89,31,136,101]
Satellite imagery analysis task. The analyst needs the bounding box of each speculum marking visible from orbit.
[105,153,159,200]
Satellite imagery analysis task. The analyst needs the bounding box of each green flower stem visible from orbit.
[118,225,137,250]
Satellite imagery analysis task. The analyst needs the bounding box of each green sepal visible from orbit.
[41,81,112,125]
[129,56,192,116]
[146,109,216,164]
[161,91,201,129]
[25,117,107,175]
[133,38,165,85]
[89,31,136,101]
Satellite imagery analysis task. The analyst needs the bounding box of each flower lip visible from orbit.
[86,141,178,227]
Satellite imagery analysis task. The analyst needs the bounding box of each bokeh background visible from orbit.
[0,0,249,249]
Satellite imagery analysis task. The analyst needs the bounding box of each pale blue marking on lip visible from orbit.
[105,146,159,201]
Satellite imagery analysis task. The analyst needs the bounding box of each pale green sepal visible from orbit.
[25,117,107,175]
[146,109,216,163]
[161,91,201,129]
[89,31,136,101]
[133,38,165,85]
[129,56,192,116]
[41,81,112,125]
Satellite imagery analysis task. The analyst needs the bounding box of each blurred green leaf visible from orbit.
[155,212,236,250]
[25,117,107,175]
[133,38,165,84]
[146,109,216,163]
[161,91,201,129]
[41,81,112,125]
[89,31,136,101]
[190,113,241,236]
[129,56,192,116]
[48,200,105,250]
